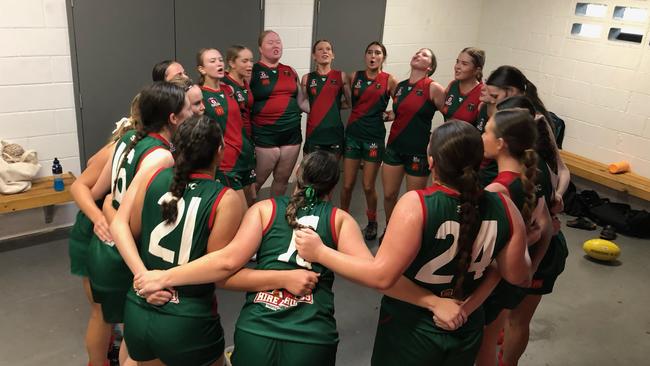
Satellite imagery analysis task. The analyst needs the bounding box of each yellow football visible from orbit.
[583,238,621,261]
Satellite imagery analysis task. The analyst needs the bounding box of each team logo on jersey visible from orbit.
[283,70,291,76]
[235,91,246,103]
[369,143,378,158]
[411,156,421,172]
[416,89,423,96]
[467,103,476,112]
[168,289,180,304]
[208,97,224,116]
[375,83,382,89]
[330,78,337,85]
[260,71,270,85]
[445,95,454,106]
[254,289,314,311]
[440,288,454,298]
[309,78,318,96]
[355,80,362,89]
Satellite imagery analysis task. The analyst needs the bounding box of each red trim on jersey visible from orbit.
[262,198,277,235]
[491,171,520,198]
[145,167,166,191]
[136,146,166,173]
[148,133,171,147]
[189,173,213,180]
[306,70,343,137]
[208,187,230,230]
[441,81,483,123]
[422,183,460,197]
[224,73,245,88]
[348,71,389,125]
[496,192,514,238]
[387,77,433,145]
[253,63,298,126]
[200,85,221,93]
[330,207,338,245]
[214,84,245,172]
[224,73,254,137]
[416,190,427,230]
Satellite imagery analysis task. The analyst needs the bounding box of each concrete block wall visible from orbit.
[0,0,80,240]
[382,0,484,127]
[478,0,650,178]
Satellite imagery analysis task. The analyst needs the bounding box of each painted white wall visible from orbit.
[0,0,80,240]
[382,0,484,128]
[478,0,650,178]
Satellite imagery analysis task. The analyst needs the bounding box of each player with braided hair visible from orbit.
[131,151,378,365]
[476,107,554,366]
[293,121,530,365]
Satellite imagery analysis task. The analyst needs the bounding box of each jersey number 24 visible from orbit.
[415,220,497,284]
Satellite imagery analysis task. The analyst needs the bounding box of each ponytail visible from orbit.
[160,115,224,224]
[112,130,147,195]
[285,151,339,229]
[519,148,538,225]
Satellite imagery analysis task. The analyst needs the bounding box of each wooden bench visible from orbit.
[560,150,650,201]
[0,172,76,223]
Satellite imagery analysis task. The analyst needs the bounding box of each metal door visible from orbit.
[311,0,387,122]
[68,0,175,164]
[174,0,265,82]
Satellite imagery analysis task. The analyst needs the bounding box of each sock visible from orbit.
[366,210,377,222]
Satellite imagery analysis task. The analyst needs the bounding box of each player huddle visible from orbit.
[69,29,570,366]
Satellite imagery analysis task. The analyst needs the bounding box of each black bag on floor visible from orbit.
[588,201,650,238]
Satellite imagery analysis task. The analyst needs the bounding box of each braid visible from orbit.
[112,129,147,195]
[534,115,558,173]
[160,153,192,224]
[285,151,340,230]
[285,182,309,230]
[160,114,224,223]
[519,149,539,224]
[452,166,483,299]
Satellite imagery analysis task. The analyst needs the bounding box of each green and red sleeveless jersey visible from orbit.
[111,130,171,209]
[381,184,513,332]
[387,77,437,154]
[441,80,483,124]
[250,62,302,132]
[346,70,391,142]
[222,73,254,138]
[492,171,526,213]
[235,197,339,345]
[129,168,229,318]
[475,103,489,133]
[536,158,554,208]
[201,84,254,173]
[305,69,344,146]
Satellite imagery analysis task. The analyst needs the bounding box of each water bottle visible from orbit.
[52,157,64,191]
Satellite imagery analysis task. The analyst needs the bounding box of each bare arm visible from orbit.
[495,195,532,286]
[528,198,553,273]
[430,81,446,111]
[341,71,352,110]
[70,144,113,241]
[134,201,272,294]
[298,72,310,113]
[90,143,117,201]
[295,191,423,290]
